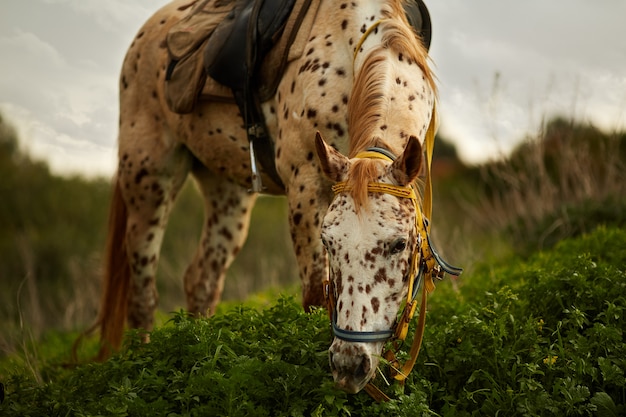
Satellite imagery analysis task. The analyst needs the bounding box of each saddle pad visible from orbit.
[167,0,236,60]
[165,0,237,112]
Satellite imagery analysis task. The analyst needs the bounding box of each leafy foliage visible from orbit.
[2,298,365,416]
[2,228,625,416]
[417,226,626,416]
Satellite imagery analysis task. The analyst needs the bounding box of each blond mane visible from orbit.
[347,159,384,212]
[346,0,436,208]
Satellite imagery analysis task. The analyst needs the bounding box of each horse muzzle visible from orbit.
[328,339,381,394]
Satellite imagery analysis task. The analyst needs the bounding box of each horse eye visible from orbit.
[390,238,407,254]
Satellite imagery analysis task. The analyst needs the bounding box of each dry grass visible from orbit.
[487,125,621,224]
[435,118,626,265]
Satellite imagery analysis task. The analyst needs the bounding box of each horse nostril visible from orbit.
[354,353,371,380]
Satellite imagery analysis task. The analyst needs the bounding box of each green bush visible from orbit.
[2,227,624,416]
[2,299,364,416]
[419,226,626,416]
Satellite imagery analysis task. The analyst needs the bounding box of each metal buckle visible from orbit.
[248,136,264,193]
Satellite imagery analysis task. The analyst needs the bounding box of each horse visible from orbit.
[96,0,445,395]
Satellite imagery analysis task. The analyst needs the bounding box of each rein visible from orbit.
[323,106,462,401]
[353,19,386,64]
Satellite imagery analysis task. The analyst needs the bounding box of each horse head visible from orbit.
[316,132,424,393]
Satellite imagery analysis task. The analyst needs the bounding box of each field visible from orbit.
[1,113,625,415]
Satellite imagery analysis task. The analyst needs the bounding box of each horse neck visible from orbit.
[303,0,435,157]
[345,2,435,159]
[315,0,388,29]
[311,0,397,73]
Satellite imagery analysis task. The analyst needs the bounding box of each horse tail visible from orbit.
[96,177,131,361]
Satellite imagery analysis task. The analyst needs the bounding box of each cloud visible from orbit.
[0,26,119,177]
[0,102,117,177]
[1,30,66,70]
[0,1,171,178]
[427,0,626,163]
[1,0,624,176]
[41,0,163,33]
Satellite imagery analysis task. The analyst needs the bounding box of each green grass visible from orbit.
[1,227,624,416]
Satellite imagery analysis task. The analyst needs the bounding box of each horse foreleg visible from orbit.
[183,165,257,316]
[286,170,332,311]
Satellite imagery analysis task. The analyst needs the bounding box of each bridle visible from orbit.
[323,106,462,401]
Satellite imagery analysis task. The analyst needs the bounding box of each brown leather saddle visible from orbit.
[204,0,301,191]
[166,0,315,190]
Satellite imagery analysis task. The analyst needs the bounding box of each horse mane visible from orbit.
[347,159,383,212]
[346,0,436,209]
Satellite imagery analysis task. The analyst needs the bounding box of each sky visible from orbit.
[1,0,625,178]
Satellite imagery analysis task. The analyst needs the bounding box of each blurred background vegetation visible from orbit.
[1,109,625,357]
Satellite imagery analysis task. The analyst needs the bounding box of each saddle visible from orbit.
[165,0,312,109]
[204,0,302,191]
[165,0,317,190]
[164,0,432,191]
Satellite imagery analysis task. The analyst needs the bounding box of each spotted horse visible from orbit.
[94,0,460,398]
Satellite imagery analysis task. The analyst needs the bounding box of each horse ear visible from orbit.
[390,136,423,186]
[315,131,350,182]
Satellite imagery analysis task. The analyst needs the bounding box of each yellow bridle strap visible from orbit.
[388,109,455,386]
[422,102,437,224]
[353,19,386,64]
[332,181,417,200]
